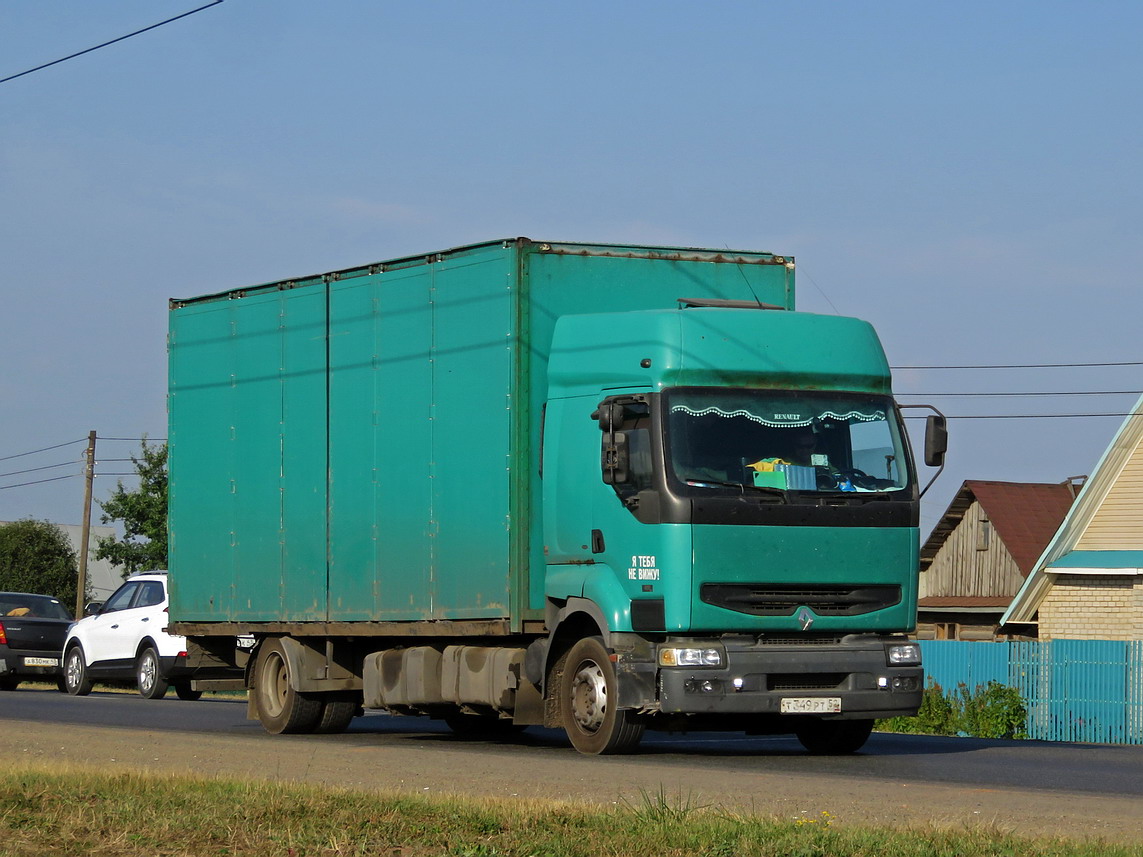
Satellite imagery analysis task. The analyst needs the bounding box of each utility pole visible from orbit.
[76,430,96,618]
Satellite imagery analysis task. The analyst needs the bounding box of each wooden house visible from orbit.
[1002,397,1143,640]
[916,480,1079,640]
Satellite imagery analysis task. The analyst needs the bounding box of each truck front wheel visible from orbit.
[253,639,323,734]
[558,637,644,755]
[794,718,874,755]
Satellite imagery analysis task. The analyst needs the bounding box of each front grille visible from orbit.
[756,635,843,646]
[768,673,848,691]
[700,583,901,616]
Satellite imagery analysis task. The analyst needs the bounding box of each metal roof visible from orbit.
[919,480,1079,576]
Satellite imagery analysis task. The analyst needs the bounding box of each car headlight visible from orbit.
[659,646,724,668]
[887,643,921,666]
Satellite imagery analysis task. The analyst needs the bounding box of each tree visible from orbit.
[0,519,80,606]
[95,439,168,573]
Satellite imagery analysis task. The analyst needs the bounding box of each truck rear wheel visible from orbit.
[174,681,203,701]
[795,718,874,755]
[558,637,644,755]
[253,639,323,734]
[313,698,358,734]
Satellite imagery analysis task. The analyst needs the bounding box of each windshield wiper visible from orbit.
[685,479,788,503]
[685,478,748,491]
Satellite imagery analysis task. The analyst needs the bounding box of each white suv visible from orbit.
[62,571,202,700]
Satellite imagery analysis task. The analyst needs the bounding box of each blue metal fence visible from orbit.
[919,640,1143,744]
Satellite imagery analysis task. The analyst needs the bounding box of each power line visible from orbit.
[0,1,224,85]
[0,458,138,480]
[0,436,163,464]
[0,438,86,463]
[0,473,79,490]
[0,467,144,490]
[892,360,1143,370]
[904,412,1136,420]
[0,460,79,480]
[795,267,841,316]
[897,390,1142,398]
[952,413,1139,419]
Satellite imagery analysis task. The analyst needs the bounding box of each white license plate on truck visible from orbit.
[781,697,841,714]
[23,657,59,667]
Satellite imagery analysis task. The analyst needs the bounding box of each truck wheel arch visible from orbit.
[536,596,612,690]
[247,635,360,694]
[250,635,307,692]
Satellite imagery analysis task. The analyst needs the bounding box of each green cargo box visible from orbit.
[167,238,794,626]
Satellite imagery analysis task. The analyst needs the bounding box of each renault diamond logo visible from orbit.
[796,607,815,632]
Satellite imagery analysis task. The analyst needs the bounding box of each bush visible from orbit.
[877,679,1027,739]
[0,519,80,607]
[877,679,955,735]
[956,679,1028,739]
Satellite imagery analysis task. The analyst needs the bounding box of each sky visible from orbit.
[2,0,1141,539]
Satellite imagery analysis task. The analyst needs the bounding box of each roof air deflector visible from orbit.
[678,297,784,311]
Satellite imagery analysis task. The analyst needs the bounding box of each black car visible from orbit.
[0,592,74,691]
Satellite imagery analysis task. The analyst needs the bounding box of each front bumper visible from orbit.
[656,634,922,720]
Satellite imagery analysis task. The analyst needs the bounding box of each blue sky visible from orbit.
[2,1,1141,536]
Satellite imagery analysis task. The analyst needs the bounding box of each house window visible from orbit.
[977,516,991,551]
[934,622,959,640]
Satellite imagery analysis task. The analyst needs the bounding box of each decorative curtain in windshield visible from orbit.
[666,389,908,494]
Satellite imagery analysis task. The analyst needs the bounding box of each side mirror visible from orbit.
[602,431,630,484]
[593,402,625,432]
[595,396,650,486]
[83,601,104,616]
[924,414,948,468]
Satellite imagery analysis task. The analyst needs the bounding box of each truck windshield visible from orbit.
[664,388,910,495]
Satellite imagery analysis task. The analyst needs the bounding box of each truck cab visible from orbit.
[540,302,933,753]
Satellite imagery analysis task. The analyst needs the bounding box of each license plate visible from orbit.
[781,696,842,714]
[23,657,59,668]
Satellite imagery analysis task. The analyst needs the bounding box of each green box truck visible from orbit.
[167,238,945,754]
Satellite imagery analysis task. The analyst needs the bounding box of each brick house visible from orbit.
[1003,397,1143,640]
[916,480,1079,640]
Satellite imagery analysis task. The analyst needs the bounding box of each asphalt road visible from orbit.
[4,687,1143,844]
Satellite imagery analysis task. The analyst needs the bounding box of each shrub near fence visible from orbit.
[918,640,1143,745]
[878,679,1027,739]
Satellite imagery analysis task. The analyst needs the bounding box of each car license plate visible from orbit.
[23,657,59,668]
[781,697,842,714]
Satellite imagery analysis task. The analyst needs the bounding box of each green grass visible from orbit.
[0,766,1138,857]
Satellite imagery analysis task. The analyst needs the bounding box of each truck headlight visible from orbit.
[659,646,724,668]
[887,643,921,666]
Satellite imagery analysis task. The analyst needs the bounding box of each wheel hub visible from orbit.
[570,661,608,732]
[262,652,288,717]
[139,653,156,690]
